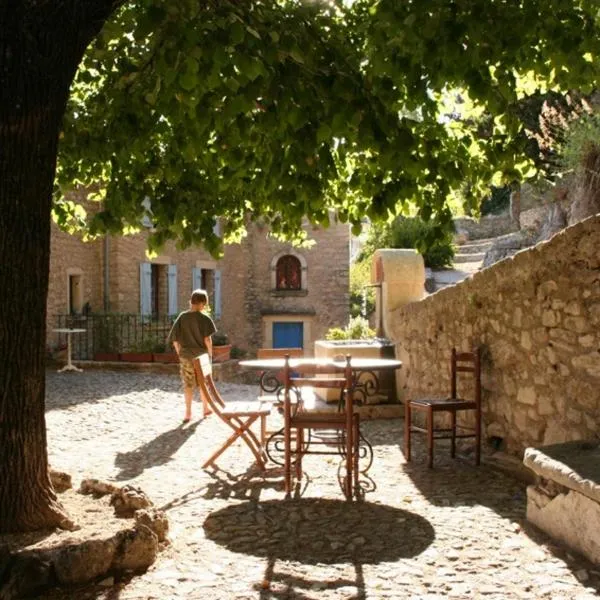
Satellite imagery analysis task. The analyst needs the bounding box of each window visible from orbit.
[140,262,177,317]
[192,264,221,318]
[68,274,83,314]
[276,255,302,290]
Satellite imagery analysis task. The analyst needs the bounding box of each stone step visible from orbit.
[453,252,486,263]
[453,241,494,255]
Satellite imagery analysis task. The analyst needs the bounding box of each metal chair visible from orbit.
[194,354,271,470]
[404,347,482,468]
[282,355,359,500]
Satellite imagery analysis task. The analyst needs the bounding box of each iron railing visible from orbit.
[53,314,178,360]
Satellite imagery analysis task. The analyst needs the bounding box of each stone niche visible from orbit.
[314,339,398,404]
[523,441,600,566]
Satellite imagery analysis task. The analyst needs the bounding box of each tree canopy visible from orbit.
[55,0,600,256]
[3,0,600,535]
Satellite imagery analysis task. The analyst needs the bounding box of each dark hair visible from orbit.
[190,289,209,305]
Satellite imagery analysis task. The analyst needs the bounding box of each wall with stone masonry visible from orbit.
[47,223,103,348]
[388,214,600,456]
[47,215,349,356]
[219,220,350,353]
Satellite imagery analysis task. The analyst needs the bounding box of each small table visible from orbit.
[53,328,86,372]
[240,356,403,406]
[239,356,402,470]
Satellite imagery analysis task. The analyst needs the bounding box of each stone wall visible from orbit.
[47,216,349,355]
[387,214,600,456]
[47,224,103,349]
[453,213,517,241]
[222,220,349,353]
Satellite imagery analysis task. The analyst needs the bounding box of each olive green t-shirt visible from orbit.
[167,310,217,359]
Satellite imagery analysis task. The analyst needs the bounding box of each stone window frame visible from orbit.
[270,250,308,295]
[66,267,84,315]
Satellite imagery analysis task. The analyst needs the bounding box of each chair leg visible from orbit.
[475,409,481,466]
[404,401,411,461]
[353,416,360,498]
[450,410,456,458]
[295,427,303,481]
[427,408,434,469]
[284,420,292,498]
[345,426,353,501]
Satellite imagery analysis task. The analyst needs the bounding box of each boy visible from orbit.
[167,289,217,422]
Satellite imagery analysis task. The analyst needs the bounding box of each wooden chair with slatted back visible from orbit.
[194,354,272,470]
[404,347,482,468]
[282,354,359,500]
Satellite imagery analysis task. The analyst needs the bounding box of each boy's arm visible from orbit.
[172,340,181,355]
[204,336,213,359]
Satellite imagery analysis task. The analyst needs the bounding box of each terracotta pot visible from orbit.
[152,352,179,363]
[94,352,120,362]
[120,352,153,363]
[213,344,232,363]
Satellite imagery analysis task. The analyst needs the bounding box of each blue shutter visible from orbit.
[214,269,222,319]
[192,267,202,291]
[168,264,178,316]
[140,263,152,317]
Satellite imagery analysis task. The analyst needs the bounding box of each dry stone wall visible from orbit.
[388,214,600,456]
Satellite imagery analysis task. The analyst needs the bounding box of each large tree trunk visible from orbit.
[0,0,118,533]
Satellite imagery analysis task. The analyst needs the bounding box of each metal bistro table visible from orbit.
[239,356,402,482]
[53,328,86,372]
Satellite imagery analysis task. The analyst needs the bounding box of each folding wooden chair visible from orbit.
[283,355,360,500]
[194,354,272,470]
[404,347,482,468]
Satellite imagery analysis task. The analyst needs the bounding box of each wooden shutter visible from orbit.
[168,264,178,316]
[140,263,152,316]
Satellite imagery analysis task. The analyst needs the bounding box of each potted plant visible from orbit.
[93,315,121,362]
[152,340,179,363]
[120,337,154,363]
[212,332,232,363]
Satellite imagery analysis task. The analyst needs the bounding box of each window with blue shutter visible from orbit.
[140,263,152,317]
[192,267,202,291]
[168,264,177,316]
[214,269,222,319]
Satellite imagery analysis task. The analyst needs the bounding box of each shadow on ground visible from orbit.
[114,421,200,480]
[204,498,434,565]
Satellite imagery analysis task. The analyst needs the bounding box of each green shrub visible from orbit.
[325,316,376,341]
[480,186,511,216]
[386,216,455,269]
[349,258,375,318]
[559,112,600,174]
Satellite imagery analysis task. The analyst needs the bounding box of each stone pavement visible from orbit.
[42,369,600,599]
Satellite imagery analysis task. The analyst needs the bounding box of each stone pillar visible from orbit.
[371,250,425,404]
[371,249,425,339]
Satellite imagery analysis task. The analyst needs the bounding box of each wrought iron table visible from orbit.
[239,356,402,487]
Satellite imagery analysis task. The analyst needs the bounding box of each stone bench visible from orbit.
[523,440,600,565]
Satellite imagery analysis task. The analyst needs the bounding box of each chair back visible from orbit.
[194,353,226,412]
[283,355,354,411]
[451,347,481,406]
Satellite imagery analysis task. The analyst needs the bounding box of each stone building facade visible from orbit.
[385,214,600,457]
[47,218,350,356]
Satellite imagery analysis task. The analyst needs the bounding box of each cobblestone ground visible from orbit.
[43,369,600,600]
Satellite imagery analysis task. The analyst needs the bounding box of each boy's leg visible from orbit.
[179,358,196,422]
[183,387,193,422]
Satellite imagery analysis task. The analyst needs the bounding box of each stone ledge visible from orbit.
[524,440,600,567]
[523,440,600,504]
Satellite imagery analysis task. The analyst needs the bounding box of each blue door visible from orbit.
[273,322,303,349]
